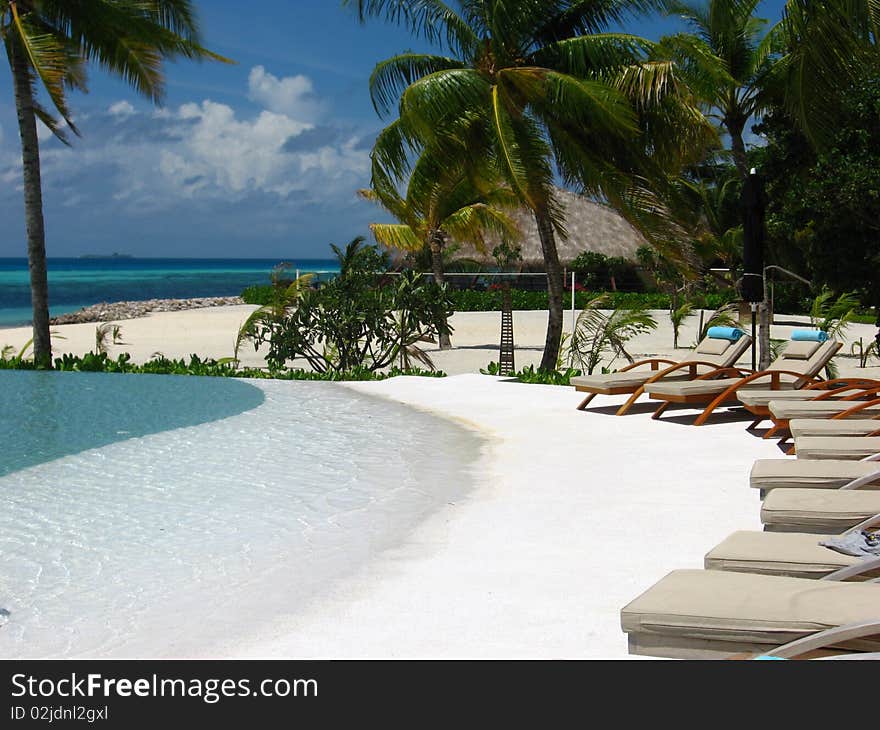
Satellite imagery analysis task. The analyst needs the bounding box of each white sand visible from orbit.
[2,306,879,657]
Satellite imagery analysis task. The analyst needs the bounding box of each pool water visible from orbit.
[0,372,483,657]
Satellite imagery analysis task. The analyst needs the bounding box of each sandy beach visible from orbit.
[2,306,879,657]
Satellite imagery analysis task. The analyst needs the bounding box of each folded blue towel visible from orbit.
[706,326,745,341]
[791,329,830,343]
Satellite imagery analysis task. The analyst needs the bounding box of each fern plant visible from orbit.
[567,295,657,375]
[852,337,880,368]
[669,301,694,349]
[694,302,741,345]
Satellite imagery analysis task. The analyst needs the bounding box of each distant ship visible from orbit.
[79,253,135,260]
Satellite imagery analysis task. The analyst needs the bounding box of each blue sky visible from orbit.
[0,0,787,259]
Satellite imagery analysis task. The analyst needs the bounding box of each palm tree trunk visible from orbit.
[535,210,564,371]
[428,230,451,350]
[10,41,51,368]
[727,118,749,179]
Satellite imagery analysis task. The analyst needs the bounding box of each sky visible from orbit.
[0,0,788,259]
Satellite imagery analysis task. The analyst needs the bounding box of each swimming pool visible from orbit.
[0,372,484,657]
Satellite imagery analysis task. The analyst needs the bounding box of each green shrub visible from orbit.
[247,238,453,373]
[449,289,732,312]
[481,362,582,385]
[241,284,275,305]
[0,350,445,380]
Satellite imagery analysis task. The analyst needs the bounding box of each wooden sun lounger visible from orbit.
[570,334,752,416]
[643,340,842,426]
[705,513,880,580]
[621,563,880,659]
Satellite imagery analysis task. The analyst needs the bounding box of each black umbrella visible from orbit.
[741,168,766,371]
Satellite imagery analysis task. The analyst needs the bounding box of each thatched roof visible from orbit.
[451,188,647,268]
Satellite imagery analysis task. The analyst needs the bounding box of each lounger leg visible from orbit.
[576,393,597,411]
[652,401,670,420]
[786,444,796,456]
[746,418,763,431]
[615,387,645,417]
[763,424,782,440]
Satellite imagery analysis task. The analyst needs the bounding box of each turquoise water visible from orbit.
[0,373,483,657]
[0,258,340,326]
[0,370,266,477]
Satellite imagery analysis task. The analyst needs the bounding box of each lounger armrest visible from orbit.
[805,378,880,393]
[841,385,880,401]
[860,453,880,463]
[762,619,880,659]
[822,555,880,582]
[832,398,880,420]
[812,383,880,401]
[616,358,679,373]
[849,512,880,531]
[842,469,880,489]
[640,360,745,385]
[692,367,751,382]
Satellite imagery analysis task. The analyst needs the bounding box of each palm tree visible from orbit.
[346,0,714,370]
[359,148,520,349]
[1,1,227,367]
[777,0,880,147]
[660,0,780,178]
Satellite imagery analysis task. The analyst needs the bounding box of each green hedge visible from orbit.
[0,352,446,380]
[242,283,736,312]
[449,289,733,312]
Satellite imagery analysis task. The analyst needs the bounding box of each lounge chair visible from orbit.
[793,436,880,460]
[643,337,841,426]
[768,395,880,433]
[704,516,880,580]
[789,418,880,439]
[762,488,880,534]
[750,458,880,497]
[569,330,752,415]
[621,565,880,659]
[738,378,879,436]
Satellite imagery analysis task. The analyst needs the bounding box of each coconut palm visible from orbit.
[346,0,715,371]
[660,0,781,177]
[359,148,520,348]
[777,0,880,147]
[1,0,227,367]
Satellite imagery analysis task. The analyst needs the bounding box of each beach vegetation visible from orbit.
[669,301,695,349]
[94,324,124,355]
[481,361,581,386]
[852,338,879,369]
[246,237,453,373]
[660,0,781,178]
[0,350,445,381]
[1,0,228,367]
[694,302,741,344]
[349,0,716,372]
[360,146,521,350]
[567,294,658,375]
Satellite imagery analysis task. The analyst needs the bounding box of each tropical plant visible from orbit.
[247,238,453,373]
[235,263,314,363]
[94,323,124,355]
[567,294,657,375]
[661,0,781,177]
[360,148,520,349]
[778,0,880,147]
[669,300,695,348]
[694,301,740,344]
[348,0,716,371]
[0,0,227,367]
[852,337,879,368]
[809,289,860,341]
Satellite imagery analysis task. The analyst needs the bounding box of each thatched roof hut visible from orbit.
[451,187,647,269]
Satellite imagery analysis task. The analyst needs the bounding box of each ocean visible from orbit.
[0,257,340,327]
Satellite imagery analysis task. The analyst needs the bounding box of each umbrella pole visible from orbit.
[750,302,758,372]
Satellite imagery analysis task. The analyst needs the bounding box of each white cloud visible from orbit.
[108,101,135,117]
[15,66,371,214]
[247,65,323,121]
